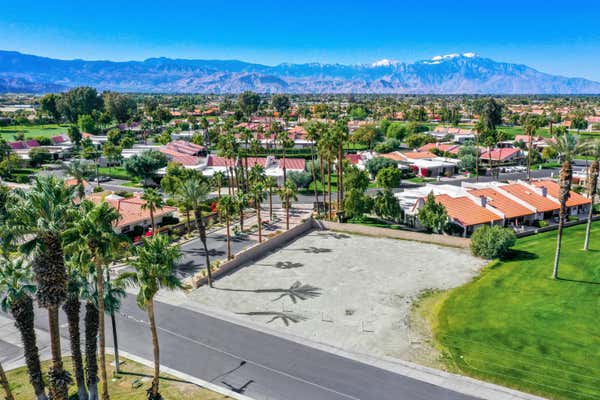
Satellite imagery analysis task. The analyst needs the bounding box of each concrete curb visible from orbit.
[106,347,254,400]
[163,300,546,400]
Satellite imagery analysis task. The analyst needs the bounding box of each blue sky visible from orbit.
[0,0,599,80]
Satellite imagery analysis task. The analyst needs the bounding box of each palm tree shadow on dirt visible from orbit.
[273,261,303,269]
[236,311,308,326]
[218,281,322,303]
[316,232,351,240]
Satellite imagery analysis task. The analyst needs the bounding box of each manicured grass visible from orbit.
[348,215,405,230]
[5,355,227,400]
[407,177,435,184]
[97,166,136,181]
[0,124,68,140]
[434,222,600,400]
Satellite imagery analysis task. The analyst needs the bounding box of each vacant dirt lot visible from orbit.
[189,230,486,360]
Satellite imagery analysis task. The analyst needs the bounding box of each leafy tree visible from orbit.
[479,97,503,131]
[116,235,187,400]
[418,192,447,233]
[348,106,368,120]
[365,157,397,178]
[470,225,516,259]
[374,138,401,153]
[344,165,369,192]
[350,124,382,149]
[58,87,103,123]
[125,150,168,186]
[373,190,401,223]
[39,93,61,121]
[103,92,136,123]
[386,122,408,140]
[287,170,312,188]
[28,148,51,167]
[78,114,98,134]
[376,166,402,190]
[405,133,436,149]
[271,94,290,116]
[343,189,373,220]
[67,125,82,147]
[237,91,261,118]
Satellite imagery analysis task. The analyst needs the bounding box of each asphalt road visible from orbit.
[23,294,479,400]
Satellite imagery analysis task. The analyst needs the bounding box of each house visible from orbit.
[202,155,306,185]
[418,142,460,155]
[395,179,591,236]
[88,192,178,235]
[430,127,476,143]
[479,148,523,165]
[380,151,458,177]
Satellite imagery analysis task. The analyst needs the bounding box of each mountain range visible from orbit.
[1,50,599,94]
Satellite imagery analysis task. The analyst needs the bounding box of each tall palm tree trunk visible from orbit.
[194,209,213,287]
[95,261,110,400]
[310,145,319,207]
[63,296,87,400]
[338,145,344,210]
[226,213,232,260]
[105,269,120,374]
[328,158,332,220]
[584,160,598,251]
[285,193,290,230]
[85,302,99,400]
[0,360,15,400]
[150,208,155,236]
[11,297,47,400]
[553,161,573,279]
[527,134,534,182]
[146,299,161,400]
[269,188,273,221]
[256,202,262,242]
[320,158,326,214]
[47,306,69,400]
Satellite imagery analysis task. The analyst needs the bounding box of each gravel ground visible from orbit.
[188,230,486,360]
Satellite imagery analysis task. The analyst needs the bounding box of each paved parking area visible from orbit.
[188,230,486,360]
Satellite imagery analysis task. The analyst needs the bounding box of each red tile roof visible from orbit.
[501,183,559,212]
[345,154,362,165]
[479,148,521,161]
[88,194,177,229]
[419,143,460,154]
[531,180,591,207]
[468,188,532,218]
[435,194,503,227]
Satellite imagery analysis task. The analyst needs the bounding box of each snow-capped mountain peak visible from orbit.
[371,59,399,67]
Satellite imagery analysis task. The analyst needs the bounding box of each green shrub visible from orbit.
[470,225,516,259]
[534,220,549,228]
[93,186,104,193]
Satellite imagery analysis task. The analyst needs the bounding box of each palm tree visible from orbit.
[524,122,537,182]
[0,360,14,400]
[141,188,164,236]
[211,171,226,200]
[6,176,76,400]
[278,181,298,230]
[0,257,47,400]
[217,195,237,260]
[63,262,88,400]
[265,176,277,221]
[103,270,126,374]
[84,293,99,400]
[116,235,187,400]
[64,200,121,400]
[64,159,93,199]
[235,191,249,231]
[583,139,600,251]
[177,175,214,287]
[548,133,585,278]
[332,121,349,210]
[305,122,322,207]
[250,182,266,242]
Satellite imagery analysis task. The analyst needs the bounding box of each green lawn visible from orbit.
[5,355,227,400]
[97,166,136,181]
[435,222,600,400]
[0,124,69,140]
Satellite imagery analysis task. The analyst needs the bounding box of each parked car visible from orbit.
[97,176,112,183]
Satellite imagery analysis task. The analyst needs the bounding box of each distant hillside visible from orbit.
[1,50,599,94]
